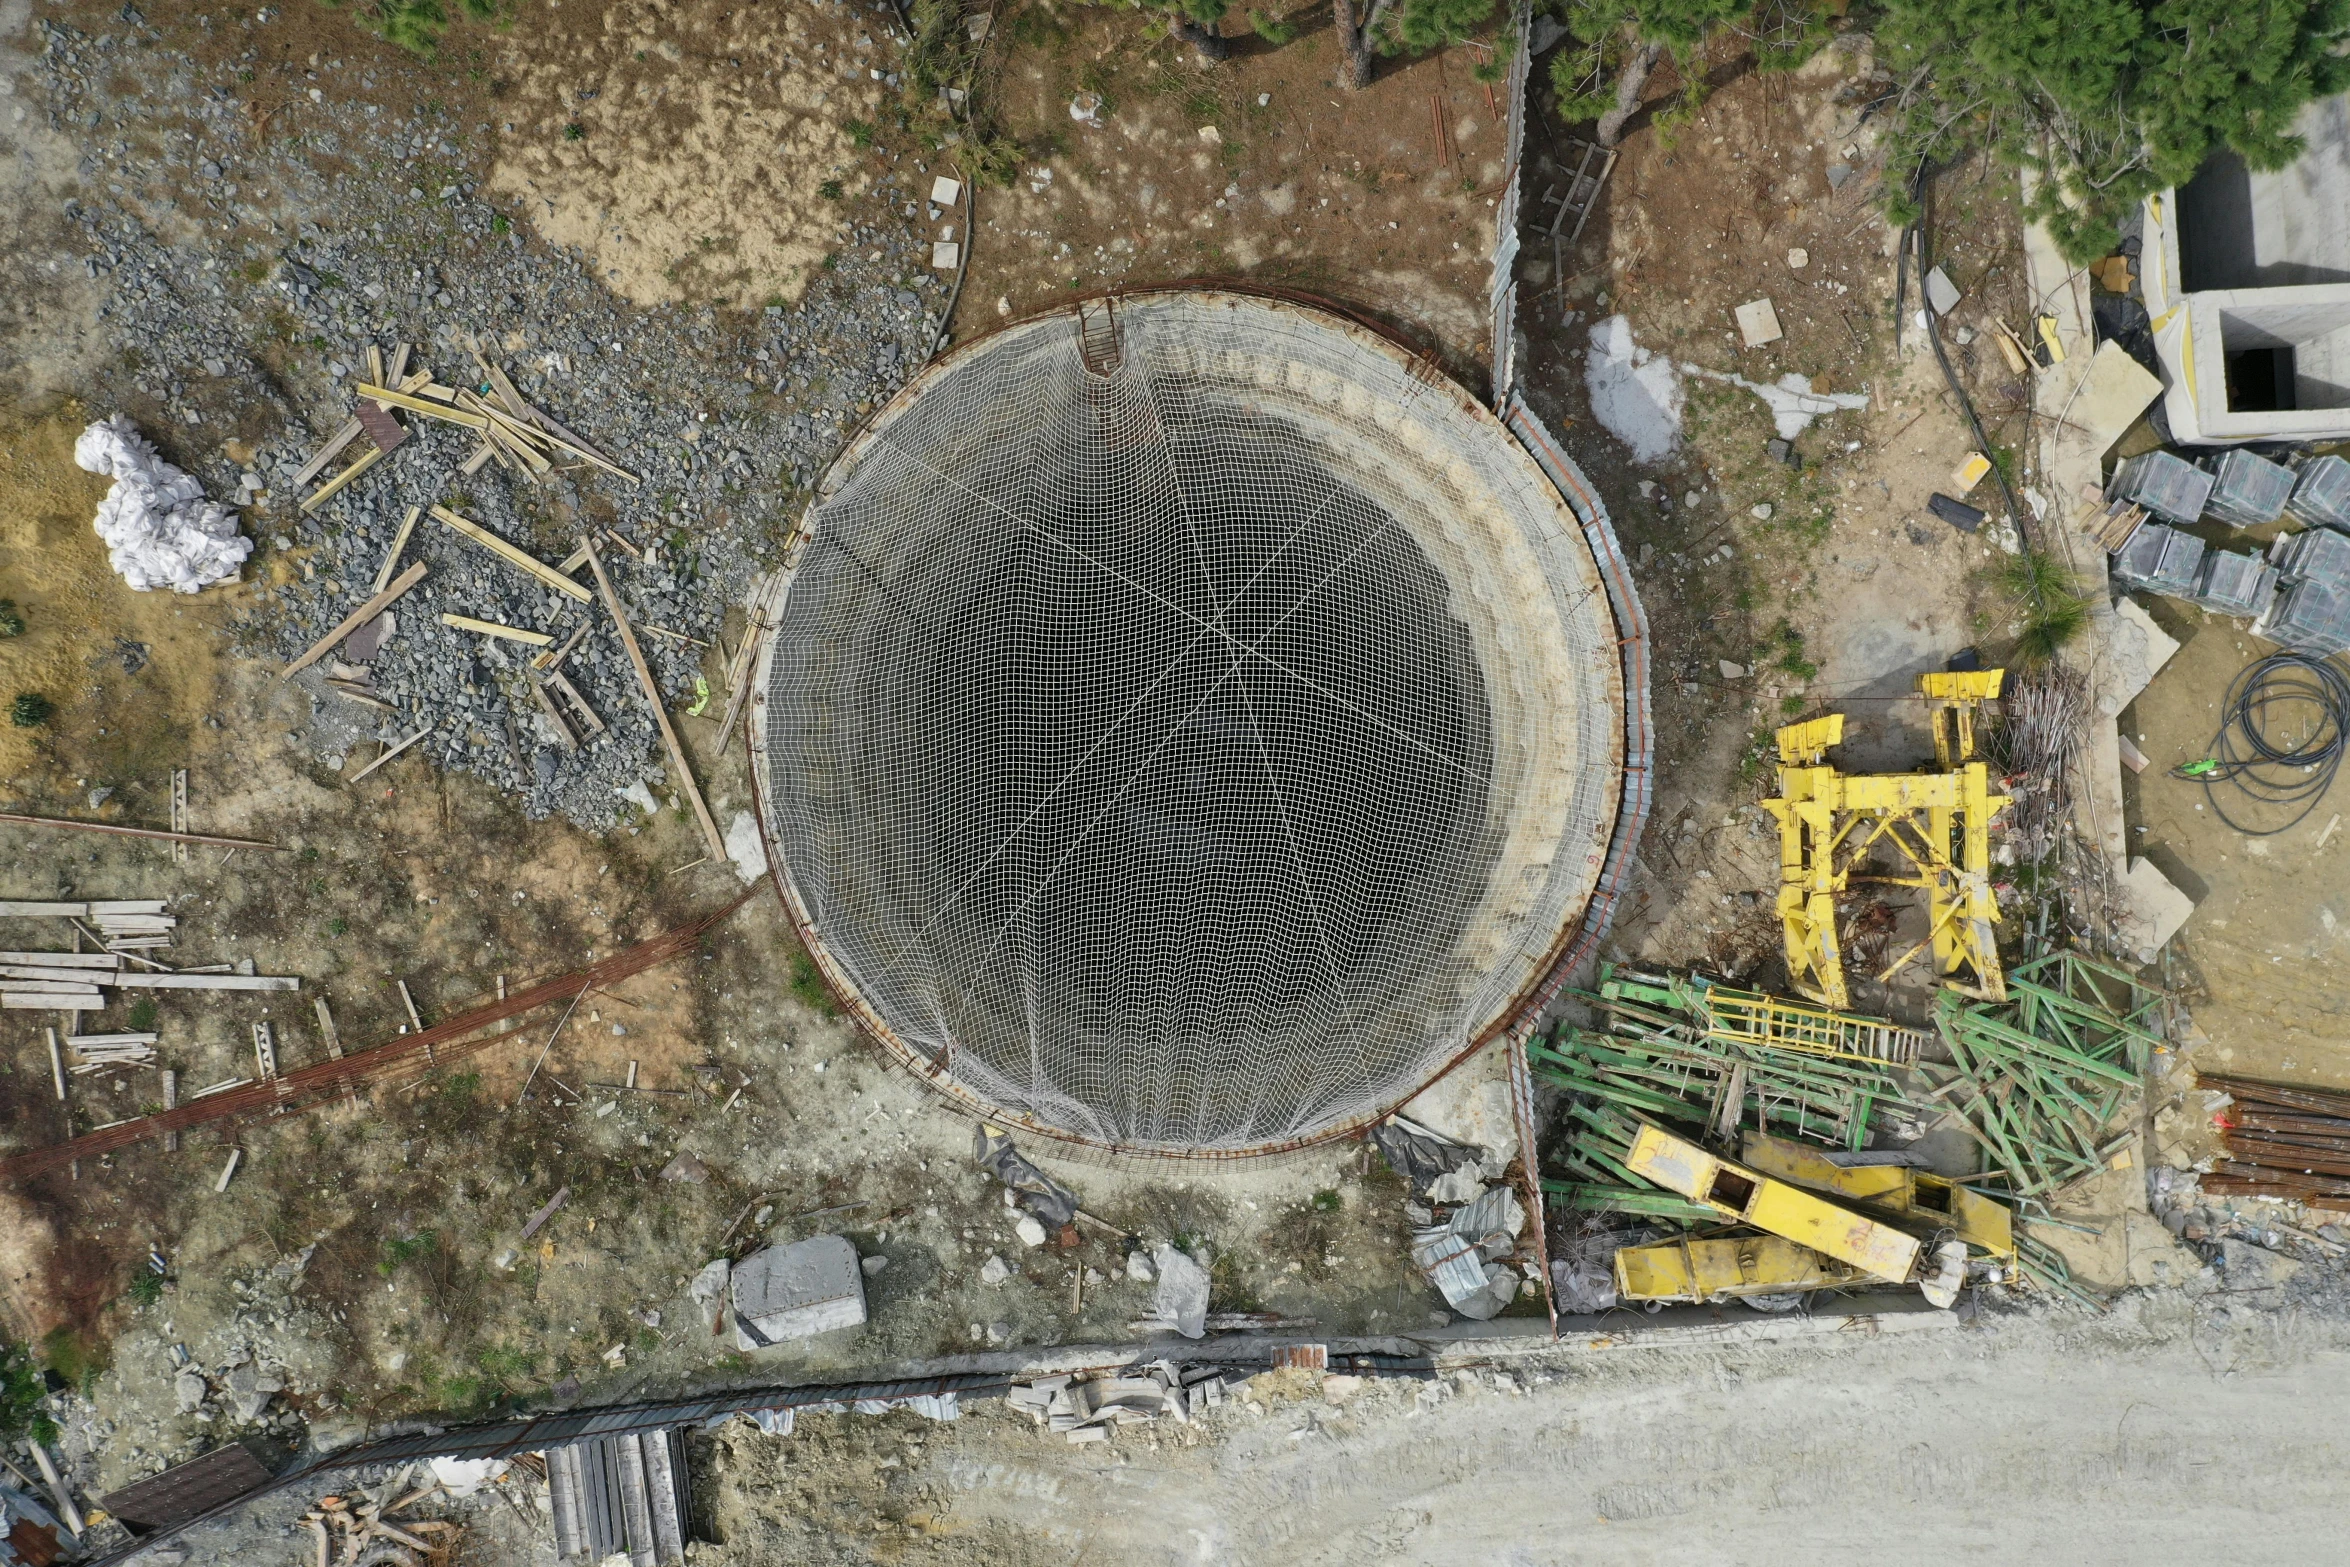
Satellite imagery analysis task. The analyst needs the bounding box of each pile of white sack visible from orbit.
[72,415,253,593]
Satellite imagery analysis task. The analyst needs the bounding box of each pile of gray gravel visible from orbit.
[35,13,949,828]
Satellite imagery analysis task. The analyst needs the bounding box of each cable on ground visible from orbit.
[2172,651,2350,836]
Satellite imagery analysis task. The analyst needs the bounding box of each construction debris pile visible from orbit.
[2100,448,2350,653]
[1370,1118,1536,1320]
[1006,1362,1230,1445]
[2199,1074,2350,1211]
[261,337,757,829]
[1536,956,2160,1312]
[298,1472,464,1567]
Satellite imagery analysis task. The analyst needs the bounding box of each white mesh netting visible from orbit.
[754,291,1625,1152]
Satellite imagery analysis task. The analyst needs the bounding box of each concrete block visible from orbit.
[2101,595,2182,715]
[731,1235,867,1346]
[2116,857,2197,962]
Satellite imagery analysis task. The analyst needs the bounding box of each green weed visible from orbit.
[10,693,53,728]
[1995,549,2090,662]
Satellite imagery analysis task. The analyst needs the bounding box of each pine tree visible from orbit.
[1877,0,2350,260]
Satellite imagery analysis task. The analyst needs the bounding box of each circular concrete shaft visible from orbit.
[749,290,1625,1154]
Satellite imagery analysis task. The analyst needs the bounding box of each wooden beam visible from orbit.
[441,613,554,648]
[429,506,594,602]
[280,561,429,681]
[373,504,423,595]
[547,670,605,736]
[351,382,491,430]
[715,588,769,755]
[529,678,579,750]
[0,813,283,851]
[350,727,431,784]
[110,973,301,992]
[583,536,727,862]
[45,1028,64,1101]
[291,420,363,491]
[301,443,388,513]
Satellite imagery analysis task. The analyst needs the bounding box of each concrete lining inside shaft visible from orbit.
[750,290,1626,1154]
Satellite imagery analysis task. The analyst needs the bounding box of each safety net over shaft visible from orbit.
[756,292,1626,1152]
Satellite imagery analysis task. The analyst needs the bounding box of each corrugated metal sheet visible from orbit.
[93,1443,271,1534]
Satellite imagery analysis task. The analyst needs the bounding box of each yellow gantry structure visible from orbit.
[1759,674,2011,1011]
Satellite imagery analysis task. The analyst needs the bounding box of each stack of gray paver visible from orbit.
[2285,454,2350,532]
[2113,523,2207,597]
[2193,548,2280,617]
[2201,448,2296,527]
[2259,527,2350,654]
[2111,449,2214,524]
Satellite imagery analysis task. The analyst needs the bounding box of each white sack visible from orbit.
[73,415,253,593]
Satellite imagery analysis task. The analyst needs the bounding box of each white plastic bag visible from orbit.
[73,415,253,592]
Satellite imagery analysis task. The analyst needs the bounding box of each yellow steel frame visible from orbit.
[1758,678,2010,1010]
[1624,1123,1921,1282]
[1614,1233,1864,1303]
[1739,1131,2016,1260]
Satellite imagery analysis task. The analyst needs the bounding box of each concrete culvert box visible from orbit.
[747,290,1630,1154]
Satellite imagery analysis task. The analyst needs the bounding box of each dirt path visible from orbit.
[685,1296,2350,1565]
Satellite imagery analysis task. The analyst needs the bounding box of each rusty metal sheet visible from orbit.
[97,1441,271,1533]
[354,400,409,456]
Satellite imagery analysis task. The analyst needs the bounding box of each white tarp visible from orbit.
[72,415,252,593]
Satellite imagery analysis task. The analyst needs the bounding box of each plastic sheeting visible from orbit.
[72,415,252,593]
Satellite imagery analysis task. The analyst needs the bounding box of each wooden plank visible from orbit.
[537,620,591,673]
[214,1147,241,1192]
[88,901,169,915]
[351,382,491,430]
[327,681,395,712]
[314,996,342,1058]
[45,1027,64,1101]
[0,964,128,983]
[0,813,282,852]
[366,344,385,387]
[373,505,423,595]
[529,677,580,750]
[548,670,605,736]
[584,535,724,859]
[429,506,594,602]
[300,443,388,514]
[67,1033,157,1046]
[162,1067,179,1150]
[0,953,120,968]
[714,588,769,755]
[280,561,430,681]
[7,993,105,1009]
[350,727,431,784]
[291,420,364,491]
[441,613,554,648]
[0,902,87,917]
[386,343,412,385]
[109,973,301,992]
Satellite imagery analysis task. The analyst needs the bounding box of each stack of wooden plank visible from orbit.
[68,1032,159,1073]
[2201,1074,2350,1210]
[0,950,119,1009]
[0,899,178,947]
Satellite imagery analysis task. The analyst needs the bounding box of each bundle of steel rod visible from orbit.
[1916,948,2160,1200]
[1531,992,1931,1221]
[2198,1074,2350,1210]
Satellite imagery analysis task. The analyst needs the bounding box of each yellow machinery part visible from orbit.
[1758,711,2011,1010]
[1739,1131,2016,1260]
[1625,1123,1921,1282]
[1614,1233,1863,1303]
[1918,668,2005,773]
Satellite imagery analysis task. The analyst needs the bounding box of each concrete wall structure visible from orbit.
[2143,94,2350,443]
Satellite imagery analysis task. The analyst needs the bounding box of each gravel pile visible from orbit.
[34,13,949,827]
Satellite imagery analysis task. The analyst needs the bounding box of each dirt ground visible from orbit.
[1510,39,2033,1015]
[2122,602,2350,1086]
[675,1294,2350,1566]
